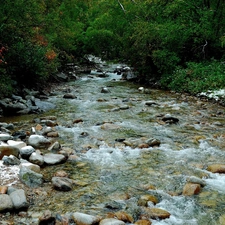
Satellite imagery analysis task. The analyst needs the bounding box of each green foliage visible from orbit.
[0,0,225,97]
[160,60,225,94]
[0,69,13,97]
[84,28,117,58]
[6,39,50,87]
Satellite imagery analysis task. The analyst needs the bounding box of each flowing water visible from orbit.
[1,62,225,224]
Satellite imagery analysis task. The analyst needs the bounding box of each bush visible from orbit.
[0,69,13,97]
[160,60,225,94]
[6,39,52,87]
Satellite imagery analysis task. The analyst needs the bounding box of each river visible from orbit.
[1,61,225,224]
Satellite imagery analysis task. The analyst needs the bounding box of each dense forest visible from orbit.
[0,0,225,97]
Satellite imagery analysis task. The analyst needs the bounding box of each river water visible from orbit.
[1,62,225,224]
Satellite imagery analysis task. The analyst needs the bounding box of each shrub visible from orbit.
[160,60,225,94]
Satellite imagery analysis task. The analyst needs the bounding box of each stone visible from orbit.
[41,119,58,127]
[100,218,125,225]
[20,161,41,173]
[0,145,20,159]
[29,152,44,166]
[20,145,35,159]
[54,170,68,177]
[2,155,21,165]
[135,220,152,225]
[19,167,43,188]
[145,101,158,106]
[73,118,83,124]
[72,212,101,225]
[9,189,29,210]
[46,131,59,137]
[142,208,171,220]
[101,87,110,93]
[138,195,158,206]
[44,153,66,165]
[39,210,56,225]
[162,114,179,124]
[0,133,13,141]
[182,183,201,196]
[114,211,134,223]
[28,134,51,149]
[48,141,61,152]
[0,186,8,194]
[7,140,26,149]
[146,139,161,147]
[186,176,206,187]
[52,177,74,191]
[101,123,120,130]
[207,164,225,173]
[0,194,14,212]
[63,93,77,99]
[119,105,129,110]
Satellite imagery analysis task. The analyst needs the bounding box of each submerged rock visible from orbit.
[52,177,74,191]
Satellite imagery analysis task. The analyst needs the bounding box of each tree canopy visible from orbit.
[0,0,224,96]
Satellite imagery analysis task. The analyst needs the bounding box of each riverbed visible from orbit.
[0,61,225,224]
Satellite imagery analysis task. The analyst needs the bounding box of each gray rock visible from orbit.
[9,189,29,210]
[20,160,41,173]
[44,153,66,165]
[146,138,161,147]
[34,99,56,112]
[99,218,125,225]
[51,177,73,191]
[145,101,159,106]
[162,114,179,124]
[28,135,51,149]
[29,152,44,166]
[72,212,101,225]
[119,105,129,110]
[38,210,56,225]
[63,93,77,99]
[20,146,35,159]
[0,133,12,141]
[7,186,17,195]
[101,87,110,93]
[48,141,61,152]
[19,167,43,188]
[0,194,14,212]
[186,176,206,187]
[2,155,21,165]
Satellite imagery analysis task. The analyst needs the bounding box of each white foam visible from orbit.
[84,144,141,167]
[199,89,225,101]
[0,161,20,186]
[204,173,225,193]
[151,194,204,225]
